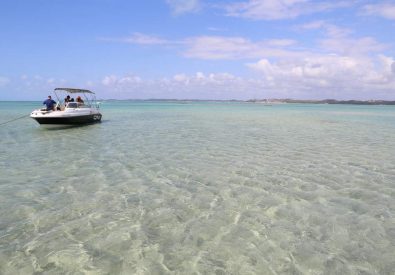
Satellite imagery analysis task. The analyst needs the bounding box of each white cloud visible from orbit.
[102,32,169,45]
[266,39,296,47]
[0,76,10,87]
[298,21,352,38]
[86,81,95,87]
[97,72,271,99]
[124,33,168,45]
[361,3,395,20]
[96,56,395,100]
[79,8,395,101]
[183,36,299,59]
[166,0,201,15]
[102,74,141,86]
[320,36,386,56]
[95,25,395,99]
[47,78,55,84]
[3,64,391,100]
[102,33,300,60]
[18,75,65,88]
[173,73,189,83]
[0,75,70,100]
[248,54,395,98]
[224,0,349,20]
[171,72,242,85]
[298,20,326,30]
[102,75,118,86]
[184,36,257,59]
[207,27,227,32]
[296,21,387,56]
[182,32,386,61]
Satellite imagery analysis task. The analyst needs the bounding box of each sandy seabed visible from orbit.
[0,101,394,274]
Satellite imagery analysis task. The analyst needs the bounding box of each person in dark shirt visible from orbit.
[64,95,71,109]
[43,95,56,111]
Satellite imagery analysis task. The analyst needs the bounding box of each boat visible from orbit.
[30,88,102,127]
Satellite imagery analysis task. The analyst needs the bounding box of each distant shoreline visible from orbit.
[246,99,395,105]
[1,99,395,105]
[103,98,395,105]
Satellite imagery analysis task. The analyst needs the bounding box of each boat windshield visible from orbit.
[66,102,91,109]
[66,102,78,108]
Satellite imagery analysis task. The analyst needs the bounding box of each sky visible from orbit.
[1,0,395,100]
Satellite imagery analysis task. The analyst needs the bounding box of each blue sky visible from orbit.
[1,0,395,100]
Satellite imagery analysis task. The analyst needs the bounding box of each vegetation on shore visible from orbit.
[246,99,395,105]
[102,98,395,105]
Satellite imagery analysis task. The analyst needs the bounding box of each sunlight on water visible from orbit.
[0,101,394,274]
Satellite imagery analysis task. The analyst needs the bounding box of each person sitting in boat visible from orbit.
[76,96,84,104]
[43,95,56,111]
[63,95,71,109]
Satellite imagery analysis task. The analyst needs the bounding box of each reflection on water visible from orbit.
[0,101,394,274]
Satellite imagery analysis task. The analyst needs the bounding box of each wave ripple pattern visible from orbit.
[0,101,394,274]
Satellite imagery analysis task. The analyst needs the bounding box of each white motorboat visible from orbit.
[30,88,102,127]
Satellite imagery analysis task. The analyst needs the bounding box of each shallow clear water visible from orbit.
[0,101,394,274]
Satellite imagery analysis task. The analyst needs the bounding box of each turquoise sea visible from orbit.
[0,101,394,274]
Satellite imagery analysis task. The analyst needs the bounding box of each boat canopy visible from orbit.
[54,88,95,94]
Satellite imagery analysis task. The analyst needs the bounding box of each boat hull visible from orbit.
[31,113,102,125]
